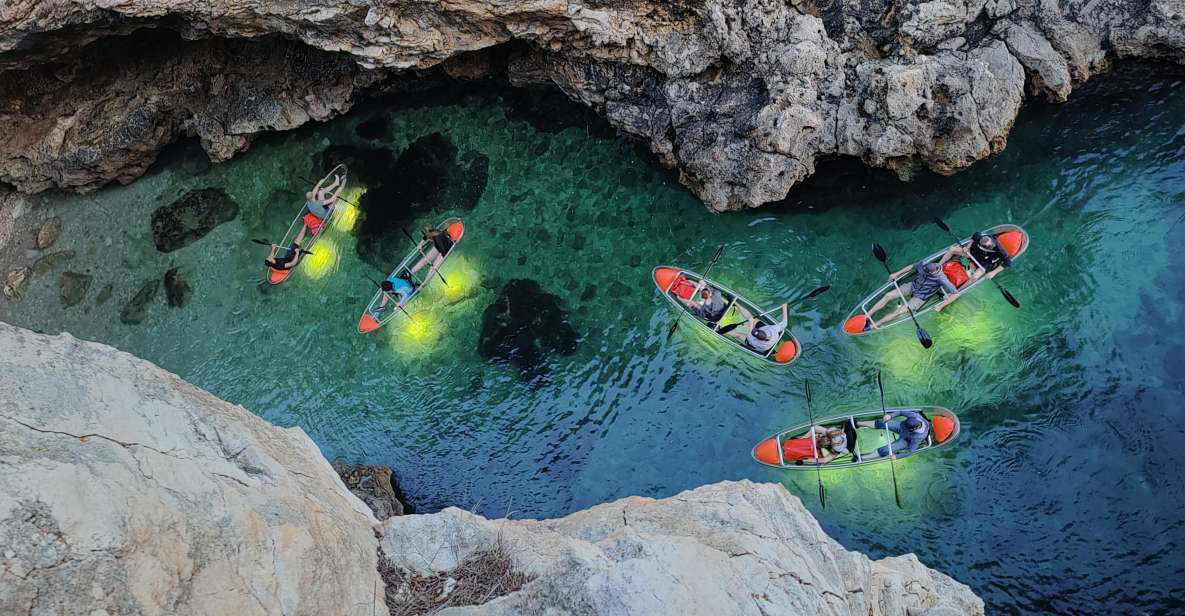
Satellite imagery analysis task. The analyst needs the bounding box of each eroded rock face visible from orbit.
[151,187,239,253]
[1,0,1183,209]
[478,278,579,378]
[0,324,385,615]
[379,480,985,615]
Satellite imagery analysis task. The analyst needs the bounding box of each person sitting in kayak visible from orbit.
[677,284,728,324]
[299,173,346,242]
[372,274,415,317]
[867,261,959,327]
[939,231,1013,281]
[857,410,930,460]
[409,226,454,281]
[726,303,789,354]
[263,242,302,271]
[783,424,850,465]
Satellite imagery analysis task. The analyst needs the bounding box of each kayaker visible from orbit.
[679,284,728,323]
[726,303,789,354]
[857,410,930,460]
[263,242,302,271]
[299,173,346,242]
[866,261,959,327]
[783,424,850,465]
[372,274,415,317]
[940,231,1013,281]
[409,226,454,280]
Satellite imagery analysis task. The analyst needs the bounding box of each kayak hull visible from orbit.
[357,217,465,334]
[265,164,348,286]
[842,224,1029,336]
[652,266,800,366]
[752,406,960,470]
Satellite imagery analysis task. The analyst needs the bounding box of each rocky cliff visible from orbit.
[1,0,1183,210]
[0,322,983,614]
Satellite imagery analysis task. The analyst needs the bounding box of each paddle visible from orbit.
[364,276,412,320]
[666,244,725,341]
[872,243,933,349]
[932,216,1020,308]
[877,370,904,509]
[400,228,450,287]
[251,238,314,256]
[804,380,827,509]
[716,285,830,335]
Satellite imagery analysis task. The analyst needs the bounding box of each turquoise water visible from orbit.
[2,71,1185,613]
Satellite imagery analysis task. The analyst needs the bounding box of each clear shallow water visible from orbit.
[3,72,1185,613]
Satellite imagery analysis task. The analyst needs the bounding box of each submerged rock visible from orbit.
[332,463,409,519]
[163,266,191,308]
[334,134,488,269]
[35,216,61,249]
[4,266,29,299]
[151,188,239,253]
[478,278,578,377]
[354,115,389,141]
[120,278,160,324]
[59,271,91,307]
[30,249,75,274]
[93,283,113,306]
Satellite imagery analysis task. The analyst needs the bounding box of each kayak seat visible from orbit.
[997,230,1024,257]
[843,314,871,334]
[943,261,971,289]
[932,415,956,443]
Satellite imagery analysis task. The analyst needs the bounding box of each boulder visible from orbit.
[151,188,239,253]
[119,278,160,324]
[3,266,29,299]
[332,463,408,519]
[58,271,91,307]
[34,216,61,249]
[477,279,579,378]
[379,480,985,615]
[163,266,191,308]
[0,324,385,615]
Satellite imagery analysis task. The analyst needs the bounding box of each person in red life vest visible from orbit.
[782,424,850,465]
[938,231,1013,283]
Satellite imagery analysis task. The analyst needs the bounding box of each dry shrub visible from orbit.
[379,538,531,616]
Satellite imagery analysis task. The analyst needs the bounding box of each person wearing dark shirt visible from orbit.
[940,230,1012,282]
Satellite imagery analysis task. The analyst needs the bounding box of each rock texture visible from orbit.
[0,324,385,615]
[0,323,981,614]
[380,480,983,615]
[1,1,1184,209]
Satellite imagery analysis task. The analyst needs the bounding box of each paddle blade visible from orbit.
[250,238,272,246]
[716,322,741,335]
[666,320,680,341]
[916,327,934,349]
[873,243,888,263]
[1000,286,1021,308]
[818,481,827,509]
[892,481,903,509]
[932,216,952,233]
[710,243,725,263]
[809,285,831,299]
[804,380,812,404]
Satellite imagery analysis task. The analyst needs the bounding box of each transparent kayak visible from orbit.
[358,218,465,334]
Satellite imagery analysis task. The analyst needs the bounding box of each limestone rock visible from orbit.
[333,463,408,519]
[3,266,29,299]
[0,324,385,616]
[151,188,239,253]
[1,0,1183,208]
[379,480,984,615]
[34,216,61,250]
[58,271,91,307]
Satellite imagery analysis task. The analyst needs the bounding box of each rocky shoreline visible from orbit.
[2,1,1184,210]
[0,323,983,614]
